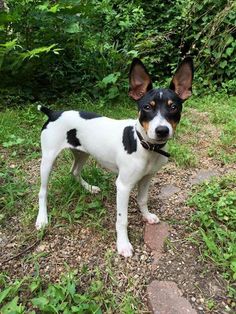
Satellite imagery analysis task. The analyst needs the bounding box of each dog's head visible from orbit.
[129,57,193,143]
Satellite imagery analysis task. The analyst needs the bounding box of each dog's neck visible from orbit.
[135,119,147,139]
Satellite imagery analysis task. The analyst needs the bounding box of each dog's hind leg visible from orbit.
[36,149,60,229]
[70,149,101,194]
[137,175,160,224]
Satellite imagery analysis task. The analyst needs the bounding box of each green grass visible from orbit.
[187,173,236,298]
[0,264,140,313]
[168,140,197,167]
[187,93,236,164]
[48,153,113,231]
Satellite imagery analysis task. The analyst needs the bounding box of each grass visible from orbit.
[187,173,236,298]
[0,265,140,313]
[187,93,236,164]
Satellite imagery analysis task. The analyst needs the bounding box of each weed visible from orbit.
[168,140,197,168]
[0,166,30,224]
[206,299,215,310]
[188,94,236,164]
[0,106,41,158]
[0,266,140,313]
[188,172,236,297]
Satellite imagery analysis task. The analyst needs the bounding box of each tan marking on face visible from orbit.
[168,119,178,131]
[150,100,155,107]
[167,99,173,106]
[142,121,149,133]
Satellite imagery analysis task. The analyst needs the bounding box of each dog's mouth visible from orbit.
[155,136,170,143]
[149,134,171,144]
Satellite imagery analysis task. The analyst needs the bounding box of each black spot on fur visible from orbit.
[67,129,81,147]
[122,126,137,154]
[42,110,63,130]
[79,111,101,119]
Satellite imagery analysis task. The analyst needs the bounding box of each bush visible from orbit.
[0,0,236,101]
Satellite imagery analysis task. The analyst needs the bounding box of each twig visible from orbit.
[1,240,40,265]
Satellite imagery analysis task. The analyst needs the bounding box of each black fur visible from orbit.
[122,126,137,154]
[79,111,101,120]
[41,107,64,130]
[67,129,81,147]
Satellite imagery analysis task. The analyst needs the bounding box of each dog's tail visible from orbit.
[37,105,53,119]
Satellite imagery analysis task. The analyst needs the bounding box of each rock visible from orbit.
[158,185,181,199]
[147,280,197,314]
[144,222,170,264]
[189,169,218,185]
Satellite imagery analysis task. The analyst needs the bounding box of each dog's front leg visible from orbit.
[137,175,160,224]
[116,177,134,257]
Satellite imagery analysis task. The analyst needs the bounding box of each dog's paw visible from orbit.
[117,241,133,257]
[90,185,101,194]
[143,213,160,224]
[35,216,48,230]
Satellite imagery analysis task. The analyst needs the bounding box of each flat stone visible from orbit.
[189,169,218,185]
[159,185,181,199]
[147,280,197,314]
[144,222,170,253]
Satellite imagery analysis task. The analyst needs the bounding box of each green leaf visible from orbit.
[49,4,60,13]
[219,60,227,69]
[101,72,121,86]
[31,296,49,308]
[226,47,234,56]
[65,23,81,34]
[0,287,12,304]
[29,280,41,293]
[1,296,24,314]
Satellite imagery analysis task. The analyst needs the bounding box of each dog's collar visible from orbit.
[136,130,170,158]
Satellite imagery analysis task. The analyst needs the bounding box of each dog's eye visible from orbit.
[143,104,151,111]
[170,104,177,112]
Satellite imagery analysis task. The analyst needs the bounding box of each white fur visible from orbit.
[36,110,170,257]
[147,112,173,141]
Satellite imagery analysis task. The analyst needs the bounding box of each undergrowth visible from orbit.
[188,173,236,298]
[0,267,139,313]
[188,93,236,164]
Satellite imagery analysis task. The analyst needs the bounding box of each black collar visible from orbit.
[136,130,170,158]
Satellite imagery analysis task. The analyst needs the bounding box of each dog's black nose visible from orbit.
[155,126,169,137]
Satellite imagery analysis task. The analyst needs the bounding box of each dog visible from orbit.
[35,57,193,257]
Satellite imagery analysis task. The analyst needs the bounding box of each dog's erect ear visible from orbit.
[170,57,194,101]
[129,58,153,100]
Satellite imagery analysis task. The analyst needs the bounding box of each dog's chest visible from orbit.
[97,158,119,173]
[143,153,168,175]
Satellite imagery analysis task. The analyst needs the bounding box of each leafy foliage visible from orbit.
[0,0,236,101]
[0,267,140,313]
[0,0,143,100]
[188,173,236,297]
[0,271,102,313]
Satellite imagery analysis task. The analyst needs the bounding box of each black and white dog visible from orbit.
[36,58,193,257]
